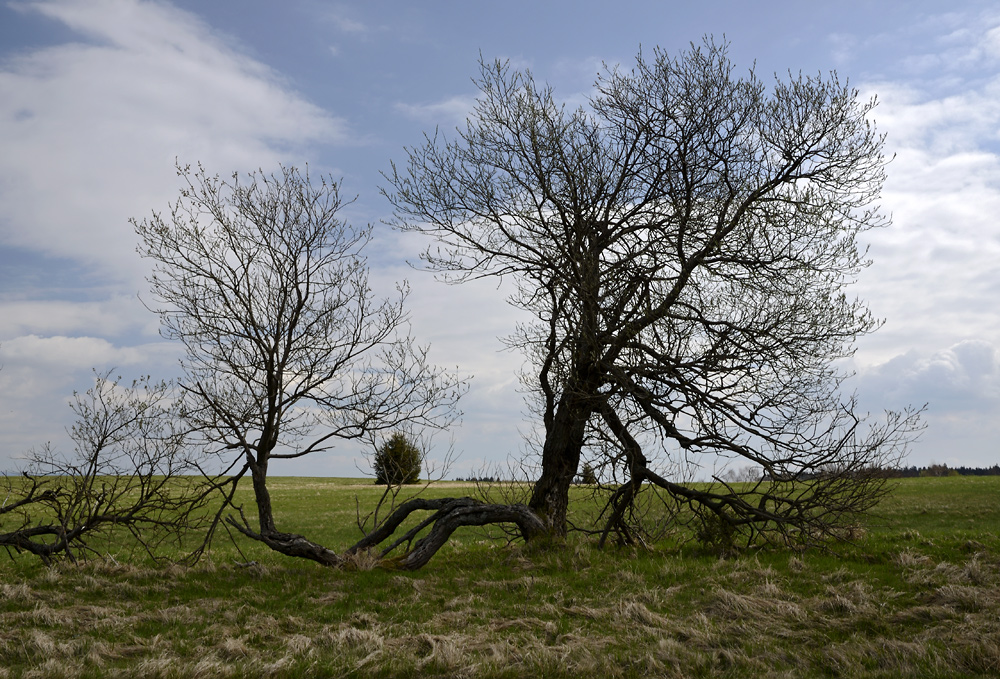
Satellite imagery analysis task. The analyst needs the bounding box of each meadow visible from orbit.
[1,476,998,678]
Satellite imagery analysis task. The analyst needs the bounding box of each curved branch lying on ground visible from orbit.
[228,496,545,571]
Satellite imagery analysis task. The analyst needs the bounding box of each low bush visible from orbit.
[373,433,422,485]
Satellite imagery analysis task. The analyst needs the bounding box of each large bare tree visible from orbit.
[134,164,465,565]
[383,40,921,549]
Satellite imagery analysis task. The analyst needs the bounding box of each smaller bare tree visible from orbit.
[134,164,466,567]
[1,371,203,564]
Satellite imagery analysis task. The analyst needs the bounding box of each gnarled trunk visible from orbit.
[528,397,589,535]
[248,454,276,535]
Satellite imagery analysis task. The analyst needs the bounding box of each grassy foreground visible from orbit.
[1,476,999,678]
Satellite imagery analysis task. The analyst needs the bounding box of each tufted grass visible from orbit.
[1,476,998,678]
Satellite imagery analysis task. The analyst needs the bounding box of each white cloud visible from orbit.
[986,25,1000,57]
[827,33,860,68]
[329,15,367,34]
[308,3,374,39]
[851,340,1000,469]
[850,36,1000,369]
[820,13,1000,468]
[0,334,172,369]
[0,296,152,338]
[857,340,1000,411]
[394,95,479,127]
[0,0,346,279]
[0,335,180,466]
[868,80,1000,153]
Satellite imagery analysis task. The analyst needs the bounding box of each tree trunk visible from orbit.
[249,456,276,535]
[230,450,342,567]
[528,397,588,535]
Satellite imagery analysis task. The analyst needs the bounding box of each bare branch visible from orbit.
[384,38,922,547]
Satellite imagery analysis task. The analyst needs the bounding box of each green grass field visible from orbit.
[2,476,998,678]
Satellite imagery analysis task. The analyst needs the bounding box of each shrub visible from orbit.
[373,433,422,485]
[578,462,598,485]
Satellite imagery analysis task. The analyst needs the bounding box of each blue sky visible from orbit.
[1,0,998,476]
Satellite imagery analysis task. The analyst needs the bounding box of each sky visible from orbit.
[1,0,998,478]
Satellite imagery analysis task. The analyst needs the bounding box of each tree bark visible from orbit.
[249,456,276,535]
[399,503,545,570]
[347,497,482,554]
[528,397,589,535]
[226,514,342,567]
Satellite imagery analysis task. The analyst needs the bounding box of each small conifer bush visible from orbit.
[579,462,598,485]
[374,433,422,485]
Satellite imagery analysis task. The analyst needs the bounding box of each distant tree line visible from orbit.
[454,463,1000,485]
[789,464,1000,481]
[455,463,599,484]
[887,464,1000,478]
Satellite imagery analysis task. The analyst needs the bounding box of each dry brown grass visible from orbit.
[0,563,995,679]
[1,476,998,677]
[341,547,381,571]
